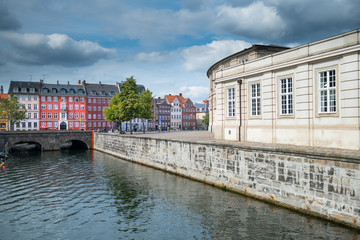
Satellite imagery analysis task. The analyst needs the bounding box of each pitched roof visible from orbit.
[41,82,86,96]
[8,81,41,95]
[84,83,119,98]
[165,93,193,108]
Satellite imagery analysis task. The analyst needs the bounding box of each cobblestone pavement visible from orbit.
[129,130,215,142]
[115,130,360,160]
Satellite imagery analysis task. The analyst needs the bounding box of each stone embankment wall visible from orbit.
[94,133,360,229]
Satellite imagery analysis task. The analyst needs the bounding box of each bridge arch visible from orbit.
[11,141,43,152]
[0,131,93,151]
[60,139,89,150]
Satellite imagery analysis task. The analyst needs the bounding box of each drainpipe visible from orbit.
[237,79,242,141]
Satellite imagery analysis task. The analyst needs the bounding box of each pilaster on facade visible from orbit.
[207,29,360,150]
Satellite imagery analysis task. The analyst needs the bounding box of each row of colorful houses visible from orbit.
[3,80,145,131]
[148,93,197,131]
[1,80,206,131]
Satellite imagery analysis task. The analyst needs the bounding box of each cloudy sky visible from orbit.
[0,0,359,102]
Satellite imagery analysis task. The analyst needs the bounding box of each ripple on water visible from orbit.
[0,150,359,240]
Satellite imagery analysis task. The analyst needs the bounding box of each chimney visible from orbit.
[77,80,81,85]
[99,81,102,85]
[0,86,3,94]
[67,81,70,85]
[158,97,160,99]
[57,80,59,84]
[40,79,44,84]
[82,80,86,85]
[179,93,182,96]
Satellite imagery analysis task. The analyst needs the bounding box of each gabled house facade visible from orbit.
[148,97,171,131]
[181,98,196,130]
[165,94,182,130]
[207,29,360,150]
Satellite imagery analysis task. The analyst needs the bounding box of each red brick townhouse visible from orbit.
[148,97,171,131]
[82,81,119,130]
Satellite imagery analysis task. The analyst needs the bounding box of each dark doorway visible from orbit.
[60,122,67,130]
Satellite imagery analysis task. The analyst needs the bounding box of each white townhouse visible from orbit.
[165,94,183,130]
[207,29,360,150]
[8,81,41,131]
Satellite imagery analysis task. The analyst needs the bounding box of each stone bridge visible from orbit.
[0,131,93,151]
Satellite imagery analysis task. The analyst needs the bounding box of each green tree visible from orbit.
[202,112,209,127]
[119,76,140,134]
[104,94,126,133]
[0,95,27,130]
[137,89,154,133]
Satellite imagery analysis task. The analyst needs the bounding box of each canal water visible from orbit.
[0,150,359,240]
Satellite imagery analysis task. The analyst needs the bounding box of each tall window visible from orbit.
[280,78,293,115]
[319,70,336,113]
[227,88,235,117]
[251,83,261,116]
[47,113,52,119]
[54,113,58,119]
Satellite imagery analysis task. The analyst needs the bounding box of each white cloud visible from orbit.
[135,51,168,63]
[182,40,252,72]
[215,2,286,39]
[178,86,209,102]
[1,32,116,67]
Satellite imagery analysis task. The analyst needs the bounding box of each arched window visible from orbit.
[69,89,75,94]
[78,89,84,94]
[60,88,67,94]
[52,88,58,93]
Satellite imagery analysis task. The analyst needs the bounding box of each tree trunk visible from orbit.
[119,121,122,133]
[130,119,132,134]
[142,119,145,134]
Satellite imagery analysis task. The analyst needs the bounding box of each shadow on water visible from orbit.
[60,140,88,150]
[11,142,42,152]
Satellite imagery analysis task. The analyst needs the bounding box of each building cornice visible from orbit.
[214,43,360,84]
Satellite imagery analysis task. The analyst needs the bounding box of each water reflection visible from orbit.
[0,150,359,240]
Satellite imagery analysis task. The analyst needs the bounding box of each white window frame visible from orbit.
[227,88,236,117]
[318,69,337,114]
[250,83,261,116]
[279,77,293,115]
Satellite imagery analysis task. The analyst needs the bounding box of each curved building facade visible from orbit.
[207,29,360,150]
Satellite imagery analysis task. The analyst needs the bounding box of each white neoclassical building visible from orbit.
[207,29,360,150]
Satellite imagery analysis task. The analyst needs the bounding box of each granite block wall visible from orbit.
[94,133,360,229]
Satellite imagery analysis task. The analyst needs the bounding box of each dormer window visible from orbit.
[13,87,18,93]
[60,88,67,94]
[42,88,49,93]
[30,88,35,93]
[91,90,97,95]
[78,89,84,94]
[21,87,27,92]
[110,91,115,96]
[69,89,75,94]
[52,88,58,93]
[101,91,106,96]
